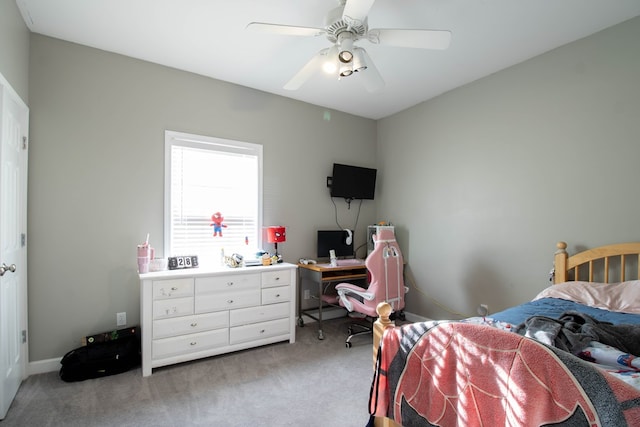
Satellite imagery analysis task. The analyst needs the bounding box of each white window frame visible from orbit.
[164,130,263,264]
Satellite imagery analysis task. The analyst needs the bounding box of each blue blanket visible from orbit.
[491,297,640,325]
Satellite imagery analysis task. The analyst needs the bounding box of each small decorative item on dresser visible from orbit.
[137,233,154,273]
[167,255,199,270]
[224,253,243,268]
[262,253,272,266]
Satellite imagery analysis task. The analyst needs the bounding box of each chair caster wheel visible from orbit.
[347,327,353,335]
[345,342,352,348]
[297,318,304,327]
[318,331,324,340]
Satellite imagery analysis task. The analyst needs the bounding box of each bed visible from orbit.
[369,241,640,427]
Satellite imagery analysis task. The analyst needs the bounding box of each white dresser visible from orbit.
[139,263,297,376]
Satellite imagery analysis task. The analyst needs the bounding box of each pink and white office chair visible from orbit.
[335,226,407,348]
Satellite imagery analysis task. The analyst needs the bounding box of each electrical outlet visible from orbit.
[304,289,310,300]
[116,312,127,327]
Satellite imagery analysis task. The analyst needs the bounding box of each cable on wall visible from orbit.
[331,197,363,258]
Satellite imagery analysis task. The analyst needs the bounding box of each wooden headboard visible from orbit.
[553,241,640,284]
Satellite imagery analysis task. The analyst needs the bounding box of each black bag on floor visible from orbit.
[59,326,141,382]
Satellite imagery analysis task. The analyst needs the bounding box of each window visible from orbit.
[165,130,262,265]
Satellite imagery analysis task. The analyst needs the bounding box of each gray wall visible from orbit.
[0,0,30,101]
[27,35,377,361]
[377,17,640,319]
[5,0,640,362]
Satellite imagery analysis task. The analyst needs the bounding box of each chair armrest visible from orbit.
[335,282,374,311]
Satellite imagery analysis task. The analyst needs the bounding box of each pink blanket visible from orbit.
[370,321,640,426]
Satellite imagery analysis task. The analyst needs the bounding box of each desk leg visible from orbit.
[317,279,324,340]
[297,268,330,340]
[297,268,304,327]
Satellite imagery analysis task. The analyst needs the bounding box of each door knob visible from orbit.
[0,263,17,276]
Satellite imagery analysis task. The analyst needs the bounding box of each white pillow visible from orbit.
[533,280,640,315]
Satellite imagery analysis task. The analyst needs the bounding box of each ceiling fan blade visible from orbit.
[355,49,384,92]
[368,29,451,50]
[246,22,325,37]
[284,49,329,90]
[342,0,376,25]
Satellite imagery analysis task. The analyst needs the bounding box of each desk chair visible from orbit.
[335,226,406,348]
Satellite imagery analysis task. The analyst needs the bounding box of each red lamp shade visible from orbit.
[267,226,286,243]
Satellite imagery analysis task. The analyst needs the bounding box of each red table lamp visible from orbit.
[266,226,286,263]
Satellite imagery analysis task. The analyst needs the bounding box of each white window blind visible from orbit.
[165,131,262,265]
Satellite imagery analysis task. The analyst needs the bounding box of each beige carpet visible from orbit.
[3,317,375,426]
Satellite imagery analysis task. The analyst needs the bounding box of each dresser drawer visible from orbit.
[153,311,229,339]
[261,270,290,288]
[153,297,194,320]
[152,278,194,300]
[195,289,260,313]
[195,273,260,295]
[152,329,229,359]
[229,302,290,327]
[230,318,290,345]
[262,286,290,305]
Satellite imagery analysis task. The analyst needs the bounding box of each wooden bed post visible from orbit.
[554,241,568,284]
[373,302,394,370]
[373,302,401,427]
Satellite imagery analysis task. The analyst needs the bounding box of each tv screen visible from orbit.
[330,163,377,200]
[317,230,354,259]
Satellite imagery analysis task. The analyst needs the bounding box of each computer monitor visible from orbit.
[317,230,354,259]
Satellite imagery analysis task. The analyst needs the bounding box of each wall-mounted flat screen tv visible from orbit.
[329,163,377,200]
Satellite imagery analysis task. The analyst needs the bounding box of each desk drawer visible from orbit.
[152,278,194,300]
[262,270,290,288]
[262,286,290,305]
[153,311,229,339]
[230,318,290,345]
[195,289,260,313]
[229,302,290,327]
[152,329,228,359]
[153,297,194,320]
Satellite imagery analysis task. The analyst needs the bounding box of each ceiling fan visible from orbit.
[246,0,451,92]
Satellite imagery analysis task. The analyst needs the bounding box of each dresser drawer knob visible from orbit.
[227,299,234,304]
[171,286,178,291]
[227,282,234,286]
[190,342,197,346]
[260,329,265,334]
[275,277,280,281]
[275,294,281,298]
[190,322,198,327]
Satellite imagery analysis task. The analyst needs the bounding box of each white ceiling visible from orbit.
[16,0,640,120]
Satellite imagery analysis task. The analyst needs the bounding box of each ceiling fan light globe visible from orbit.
[352,48,368,72]
[323,62,338,74]
[339,61,353,77]
[339,50,353,63]
[322,45,339,74]
[337,32,354,63]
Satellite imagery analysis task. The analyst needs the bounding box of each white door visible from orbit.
[0,75,29,420]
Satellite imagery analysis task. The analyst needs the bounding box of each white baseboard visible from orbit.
[29,357,61,375]
[26,310,424,377]
[300,307,425,324]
